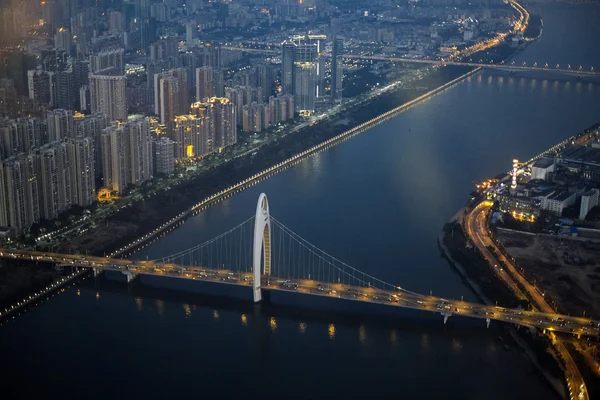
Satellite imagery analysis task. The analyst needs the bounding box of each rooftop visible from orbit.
[561,145,600,165]
[533,157,554,169]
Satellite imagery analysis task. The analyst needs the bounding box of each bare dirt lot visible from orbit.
[497,229,600,319]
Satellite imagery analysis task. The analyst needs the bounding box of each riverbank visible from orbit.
[56,65,476,258]
[439,217,566,398]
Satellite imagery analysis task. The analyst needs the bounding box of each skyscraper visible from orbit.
[46,109,73,142]
[35,142,71,221]
[153,136,175,175]
[154,68,189,133]
[54,28,71,52]
[331,37,344,102]
[90,48,125,75]
[89,74,127,121]
[67,136,95,207]
[73,113,109,178]
[293,62,317,113]
[281,42,295,94]
[173,114,212,159]
[101,116,153,194]
[0,154,40,235]
[196,66,215,101]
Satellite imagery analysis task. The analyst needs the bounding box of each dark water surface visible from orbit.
[2,4,600,399]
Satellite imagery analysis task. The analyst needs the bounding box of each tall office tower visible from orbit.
[154,68,189,133]
[173,114,212,159]
[268,94,294,125]
[331,37,344,102]
[54,28,71,52]
[73,113,109,178]
[35,142,72,220]
[66,136,95,207]
[281,42,295,94]
[196,66,215,101]
[0,154,40,235]
[101,116,153,194]
[255,62,273,101]
[208,97,236,149]
[47,109,73,142]
[27,69,53,105]
[89,48,125,75]
[53,68,78,110]
[152,136,175,174]
[293,62,317,113]
[89,74,127,122]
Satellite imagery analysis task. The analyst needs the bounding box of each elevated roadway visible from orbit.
[2,248,600,340]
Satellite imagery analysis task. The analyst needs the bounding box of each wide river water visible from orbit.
[2,4,600,400]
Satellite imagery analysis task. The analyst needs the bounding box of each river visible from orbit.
[2,4,600,400]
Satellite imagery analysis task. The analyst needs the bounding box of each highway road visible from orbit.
[465,201,589,400]
[2,248,599,341]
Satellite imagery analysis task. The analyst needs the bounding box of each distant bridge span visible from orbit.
[221,46,599,76]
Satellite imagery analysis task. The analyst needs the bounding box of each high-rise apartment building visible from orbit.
[89,48,125,75]
[46,109,73,142]
[101,116,153,194]
[73,113,109,178]
[154,68,189,132]
[196,66,215,101]
[153,136,175,175]
[89,73,127,121]
[67,136,95,207]
[35,142,71,221]
[0,154,40,235]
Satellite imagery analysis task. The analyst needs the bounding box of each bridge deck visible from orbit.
[2,248,599,338]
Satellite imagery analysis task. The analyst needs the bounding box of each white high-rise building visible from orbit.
[89,74,127,122]
[580,189,599,220]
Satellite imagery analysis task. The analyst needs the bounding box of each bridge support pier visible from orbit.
[93,267,103,277]
[252,193,271,303]
[486,318,491,328]
[441,312,453,324]
[122,271,139,283]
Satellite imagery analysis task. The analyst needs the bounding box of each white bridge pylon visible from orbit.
[253,193,271,302]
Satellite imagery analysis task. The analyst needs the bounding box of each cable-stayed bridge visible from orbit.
[1,193,599,338]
